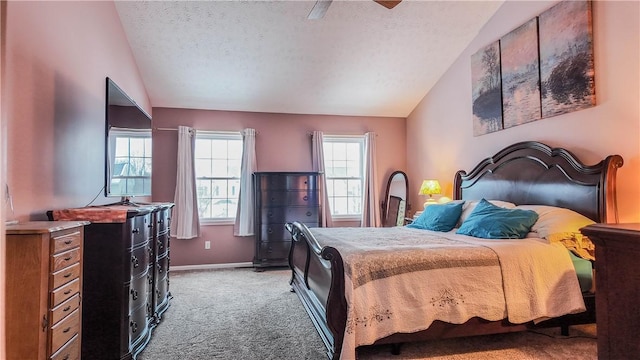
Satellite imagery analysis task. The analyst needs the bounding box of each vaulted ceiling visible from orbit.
[115,0,503,117]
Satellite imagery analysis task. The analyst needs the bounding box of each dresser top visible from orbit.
[6,221,89,235]
[48,202,174,223]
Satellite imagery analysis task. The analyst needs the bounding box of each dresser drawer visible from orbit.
[257,174,317,190]
[50,294,80,325]
[130,242,152,277]
[156,209,171,235]
[130,215,152,248]
[49,309,80,356]
[51,263,80,289]
[128,269,151,313]
[50,333,80,360]
[51,248,80,272]
[256,241,291,260]
[261,223,318,241]
[157,232,169,257]
[51,230,82,255]
[128,304,149,344]
[51,278,80,307]
[260,190,318,207]
[156,254,169,280]
[261,206,319,223]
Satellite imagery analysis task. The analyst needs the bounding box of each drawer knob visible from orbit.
[63,289,72,295]
[63,256,72,261]
[63,306,71,312]
[63,355,70,360]
[306,211,312,216]
[62,326,71,334]
[303,195,308,201]
[64,239,72,245]
[130,320,138,333]
[131,289,138,300]
[63,272,72,278]
[132,228,140,234]
[132,256,139,268]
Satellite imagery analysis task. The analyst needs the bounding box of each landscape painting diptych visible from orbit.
[470,0,594,136]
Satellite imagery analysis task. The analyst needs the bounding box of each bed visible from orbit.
[285,141,623,360]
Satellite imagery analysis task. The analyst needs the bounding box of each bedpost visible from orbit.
[601,154,624,224]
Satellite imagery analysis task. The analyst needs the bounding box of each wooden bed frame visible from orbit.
[286,141,623,359]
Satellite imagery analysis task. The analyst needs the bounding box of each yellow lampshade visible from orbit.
[418,180,442,197]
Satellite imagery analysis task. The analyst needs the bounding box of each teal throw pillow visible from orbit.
[456,199,539,239]
[406,201,464,232]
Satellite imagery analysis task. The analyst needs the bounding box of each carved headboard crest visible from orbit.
[453,141,623,223]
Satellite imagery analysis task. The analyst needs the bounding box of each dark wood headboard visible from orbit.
[453,141,623,223]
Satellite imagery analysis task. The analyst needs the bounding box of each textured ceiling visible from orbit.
[115,0,503,117]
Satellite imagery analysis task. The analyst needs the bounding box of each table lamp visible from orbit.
[419,179,441,207]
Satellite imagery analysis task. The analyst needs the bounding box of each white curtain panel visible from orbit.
[171,126,200,239]
[312,131,333,227]
[361,132,381,227]
[234,128,257,236]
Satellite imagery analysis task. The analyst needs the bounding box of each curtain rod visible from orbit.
[154,128,255,135]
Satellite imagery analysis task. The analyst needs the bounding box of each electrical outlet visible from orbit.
[204,240,211,250]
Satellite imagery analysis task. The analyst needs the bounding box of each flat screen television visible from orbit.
[105,77,152,199]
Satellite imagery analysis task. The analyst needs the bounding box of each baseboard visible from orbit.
[171,262,254,272]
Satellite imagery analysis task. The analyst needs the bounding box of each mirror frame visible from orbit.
[381,170,409,226]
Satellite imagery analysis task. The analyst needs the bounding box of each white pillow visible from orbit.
[456,199,516,227]
[515,205,596,260]
[515,205,595,238]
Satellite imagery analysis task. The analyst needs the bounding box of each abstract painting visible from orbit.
[539,0,595,118]
[471,41,503,136]
[501,18,541,128]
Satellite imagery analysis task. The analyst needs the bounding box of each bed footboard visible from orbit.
[286,222,347,360]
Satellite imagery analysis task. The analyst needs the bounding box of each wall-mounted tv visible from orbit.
[105,77,152,199]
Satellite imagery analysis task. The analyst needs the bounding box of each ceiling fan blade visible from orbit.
[308,0,333,20]
[374,0,402,9]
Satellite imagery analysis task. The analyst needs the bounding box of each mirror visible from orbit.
[382,171,409,227]
[105,77,153,199]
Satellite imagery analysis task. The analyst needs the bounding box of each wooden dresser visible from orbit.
[6,221,88,360]
[48,203,173,360]
[581,223,640,360]
[253,172,320,269]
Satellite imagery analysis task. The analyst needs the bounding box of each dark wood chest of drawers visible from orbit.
[6,221,88,360]
[253,172,321,268]
[48,203,173,360]
[581,223,640,360]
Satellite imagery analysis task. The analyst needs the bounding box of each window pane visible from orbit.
[211,140,228,158]
[211,159,228,177]
[195,139,212,158]
[333,197,348,215]
[195,159,212,178]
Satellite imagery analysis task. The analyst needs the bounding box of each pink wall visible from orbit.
[151,108,406,266]
[4,1,150,221]
[407,1,640,223]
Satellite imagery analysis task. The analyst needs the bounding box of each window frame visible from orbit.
[322,135,365,220]
[194,131,243,225]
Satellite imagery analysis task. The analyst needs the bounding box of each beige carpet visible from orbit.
[138,268,597,360]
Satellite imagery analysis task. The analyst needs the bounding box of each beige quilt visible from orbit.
[308,227,585,360]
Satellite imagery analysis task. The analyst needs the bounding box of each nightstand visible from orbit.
[580,223,640,360]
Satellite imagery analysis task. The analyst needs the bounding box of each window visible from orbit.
[108,128,152,196]
[194,132,243,220]
[323,136,364,217]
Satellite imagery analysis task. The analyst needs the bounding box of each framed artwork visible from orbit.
[471,41,503,136]
[500,18,541,128]
[539,0,595,118]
